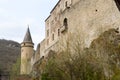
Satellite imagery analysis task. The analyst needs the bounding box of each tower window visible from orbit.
[63,18,68,28]
[115,0,120,11]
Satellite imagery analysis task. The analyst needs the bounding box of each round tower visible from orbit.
[21,27,34,74]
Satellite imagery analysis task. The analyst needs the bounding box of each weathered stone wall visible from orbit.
[43,0,120,56]
[27,0,120,77]
[39,39,45,58]
[34,44,40,62]
[60,0,120,47]
[38,0,120,70]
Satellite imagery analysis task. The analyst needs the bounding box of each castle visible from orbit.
[20,0,120,74]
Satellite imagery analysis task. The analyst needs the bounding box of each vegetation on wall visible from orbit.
[10,57,21,80]
[37,28,120,80]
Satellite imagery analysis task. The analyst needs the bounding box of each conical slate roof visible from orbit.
[23,27,33,43]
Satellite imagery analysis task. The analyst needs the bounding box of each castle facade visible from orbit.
[20,0,120,74]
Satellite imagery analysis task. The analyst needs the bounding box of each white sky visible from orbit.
[0,0,58,48]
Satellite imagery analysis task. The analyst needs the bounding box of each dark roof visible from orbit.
[45,15,51,22]
[50,0,61,13]
[23,27,33,43]
[45,0,61,22]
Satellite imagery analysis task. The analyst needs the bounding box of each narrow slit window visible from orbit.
[58,29,60,36]
[47,30,49,37]
[65,1,68,8]
[52,34,54,41]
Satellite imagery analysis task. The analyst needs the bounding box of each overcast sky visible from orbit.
[0,0,58,48]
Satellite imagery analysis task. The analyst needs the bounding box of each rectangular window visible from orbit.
[51,20,54,24]
[65,1,68,8]
[55,17,57,21]
[58,29,60,36]
[47,30,49,37]
[47,39,49,45]
[52,34,54,41]
[47,20,49,27]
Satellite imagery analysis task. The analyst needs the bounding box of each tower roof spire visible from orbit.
[23,27,33,43]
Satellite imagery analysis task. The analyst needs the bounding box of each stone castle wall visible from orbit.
[31,0,120,73]
[41,0,120,56]
[61,0,120,47]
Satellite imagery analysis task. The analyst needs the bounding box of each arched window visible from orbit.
[63,18,68,28]
[61,18,68,33]
[42,56,44,59]
[115,0,120,11]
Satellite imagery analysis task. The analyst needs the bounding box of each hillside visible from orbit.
[0,39,20,74]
